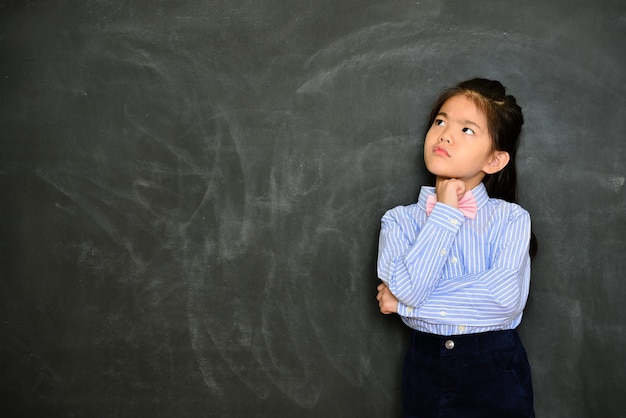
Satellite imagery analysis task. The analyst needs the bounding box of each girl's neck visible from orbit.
[434,174,485,190]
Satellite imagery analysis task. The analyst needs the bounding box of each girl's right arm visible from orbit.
[377,203,464,308]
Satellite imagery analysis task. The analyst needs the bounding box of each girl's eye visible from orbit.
[462,127,475,135]
[434,119,445,126]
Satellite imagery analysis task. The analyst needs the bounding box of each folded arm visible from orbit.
[377,202,531,327]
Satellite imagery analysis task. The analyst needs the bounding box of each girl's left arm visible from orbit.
[403,206,532,327]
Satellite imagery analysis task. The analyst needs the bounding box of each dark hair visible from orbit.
[427,78,537,257]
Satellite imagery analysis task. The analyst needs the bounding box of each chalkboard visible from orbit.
[1,0,625,416]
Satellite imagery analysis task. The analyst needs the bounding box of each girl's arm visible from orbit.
[395,207,531,327]
[377,202,465,308]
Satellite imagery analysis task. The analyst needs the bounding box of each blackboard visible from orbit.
[1,0,625,416]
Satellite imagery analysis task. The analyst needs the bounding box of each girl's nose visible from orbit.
[439,136,452,144]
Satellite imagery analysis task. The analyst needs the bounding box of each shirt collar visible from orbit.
[418,182,489,213]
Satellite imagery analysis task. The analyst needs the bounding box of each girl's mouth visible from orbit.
[433,146,450,157]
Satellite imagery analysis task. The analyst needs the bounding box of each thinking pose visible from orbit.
[376,78,536,418]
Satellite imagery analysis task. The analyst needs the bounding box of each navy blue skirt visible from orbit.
[402,329,534,418]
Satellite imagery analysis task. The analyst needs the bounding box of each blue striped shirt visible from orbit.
[377,182,531,336]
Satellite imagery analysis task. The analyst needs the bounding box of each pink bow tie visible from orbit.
[426,190,477,219]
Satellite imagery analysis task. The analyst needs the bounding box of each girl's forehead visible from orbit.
[439,94,487,123]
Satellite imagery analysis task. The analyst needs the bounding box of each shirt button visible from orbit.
[440,249,447,256]
[445,340,455,350]
[449,219,458,226]
[406,307,413,313]
[458,325,466,332]
[450,256,458,264]
[439,311,447,317]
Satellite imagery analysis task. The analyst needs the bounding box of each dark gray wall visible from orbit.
[1,0,625,416]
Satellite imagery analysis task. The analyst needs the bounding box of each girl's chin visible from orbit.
[430,173,458,181]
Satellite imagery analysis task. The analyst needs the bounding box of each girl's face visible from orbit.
[424,94,504,189]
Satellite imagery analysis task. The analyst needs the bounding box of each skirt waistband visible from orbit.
[410,329,520,354]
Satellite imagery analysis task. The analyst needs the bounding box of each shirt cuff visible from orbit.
[427,202,464,232]
[398,302,417,317]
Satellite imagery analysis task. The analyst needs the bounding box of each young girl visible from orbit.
[376,78,536,417]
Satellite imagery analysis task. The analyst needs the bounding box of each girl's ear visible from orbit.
[482,151,510,174]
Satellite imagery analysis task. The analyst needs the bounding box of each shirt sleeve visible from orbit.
[415,208,531,326]
[378,202,531,327]
[377,202,465,308]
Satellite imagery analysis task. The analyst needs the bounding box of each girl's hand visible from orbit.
[435,178,467,208]
[376,283,399,314]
